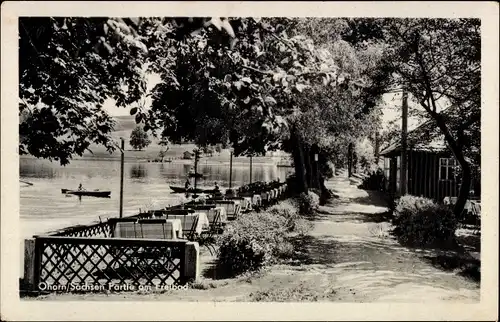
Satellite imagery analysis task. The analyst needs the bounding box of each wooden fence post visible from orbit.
[184,242,200,283]
[22,239,36,291]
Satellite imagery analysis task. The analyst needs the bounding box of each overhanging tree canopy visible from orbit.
[19,17,235,165]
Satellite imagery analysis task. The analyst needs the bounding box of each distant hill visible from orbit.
[113,115,137,132]
[76,115,289,161]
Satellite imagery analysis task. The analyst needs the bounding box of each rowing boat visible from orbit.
[169,185,217,194]
[61,189,111,198]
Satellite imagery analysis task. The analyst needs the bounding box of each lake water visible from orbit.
[19,158,291,239]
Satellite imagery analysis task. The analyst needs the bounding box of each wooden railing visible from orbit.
[50,221,113,238]
[27,181,290,293]
[34,236,187,291]
[49,212,154,238]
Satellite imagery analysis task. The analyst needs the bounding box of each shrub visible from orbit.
[392,195,458,248]
[268,202,300,232]
[216,200,313,276]
[293,191,320,216]
[270,204,313,234]
[393,195,436,225]
[358,169,386,191]
[216,212,288,276]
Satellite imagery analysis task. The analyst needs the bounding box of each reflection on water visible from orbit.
[19,158,291,238]
[130,164,148,180]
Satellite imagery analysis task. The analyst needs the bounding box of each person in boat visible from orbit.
[184,178,191,190]
[78,183,83,191]
[213,182,224,198]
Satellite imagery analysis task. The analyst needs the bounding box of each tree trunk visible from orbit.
[352,151,358,174]
[413,44,473,219]
[430,112,471,218]
[374,132,380,164]
[310,144,320,190]
[347,143,353,177]
[290,128,308,194]
[304,145,313,188]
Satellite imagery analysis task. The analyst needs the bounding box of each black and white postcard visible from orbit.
[1,1,498,321]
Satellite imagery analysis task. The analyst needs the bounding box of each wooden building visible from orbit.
[380,122,470,203]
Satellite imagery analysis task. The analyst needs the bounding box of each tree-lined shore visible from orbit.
[19,17,479,217]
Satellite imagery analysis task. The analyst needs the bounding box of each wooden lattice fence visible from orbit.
[33,236,187,292]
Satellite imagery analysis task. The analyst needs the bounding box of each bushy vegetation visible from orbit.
[216,202,312,277]
[358,169,385,191]
[129,126,152,151]
[392,195,458,248]
[293,191,320,216]
[269,202,312,234]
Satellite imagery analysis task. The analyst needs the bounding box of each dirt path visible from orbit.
[33,170,479,302]
[297,170,480,302]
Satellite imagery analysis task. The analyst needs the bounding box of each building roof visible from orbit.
[380,120,448,155]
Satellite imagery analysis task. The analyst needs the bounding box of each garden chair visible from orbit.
[252,194,262,209]
[163,213,201,241]
[217,201,241,220]
[470,200,481,234]
[198,208,223,255]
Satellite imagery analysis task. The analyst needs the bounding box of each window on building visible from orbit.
[439,158,457,181]
[383,158,391,190]
[383,158,390,179]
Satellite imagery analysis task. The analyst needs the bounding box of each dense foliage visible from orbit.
[129,126,151,150]
[292,191,320,216]
[216,201,311,277]
[216,211,288,276]
[345,18,480,216]
[19,17,234,165]
[143,18,389,196]
[392,195,458,248]
[20,17,480,217]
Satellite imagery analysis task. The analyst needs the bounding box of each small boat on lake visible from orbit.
[169,185,217,194]
[61,189,111,198]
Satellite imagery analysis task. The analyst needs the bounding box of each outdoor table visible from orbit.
[252,194,262,207]
[232,199,242,207]
[213,201,240,219]
[211,207,227,223]
[111,218,182,240]
[443,197,475,213]
[242,197,253,211]
[234,197,252,211]
[166,212,210,235]
[166,219,183,238]
[137,218,181,240]
[470,200,481,217]
[113,221,139,238]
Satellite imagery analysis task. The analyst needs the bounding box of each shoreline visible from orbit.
[19,155,294,167]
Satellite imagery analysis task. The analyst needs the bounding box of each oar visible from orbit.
[20,180,34,186]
